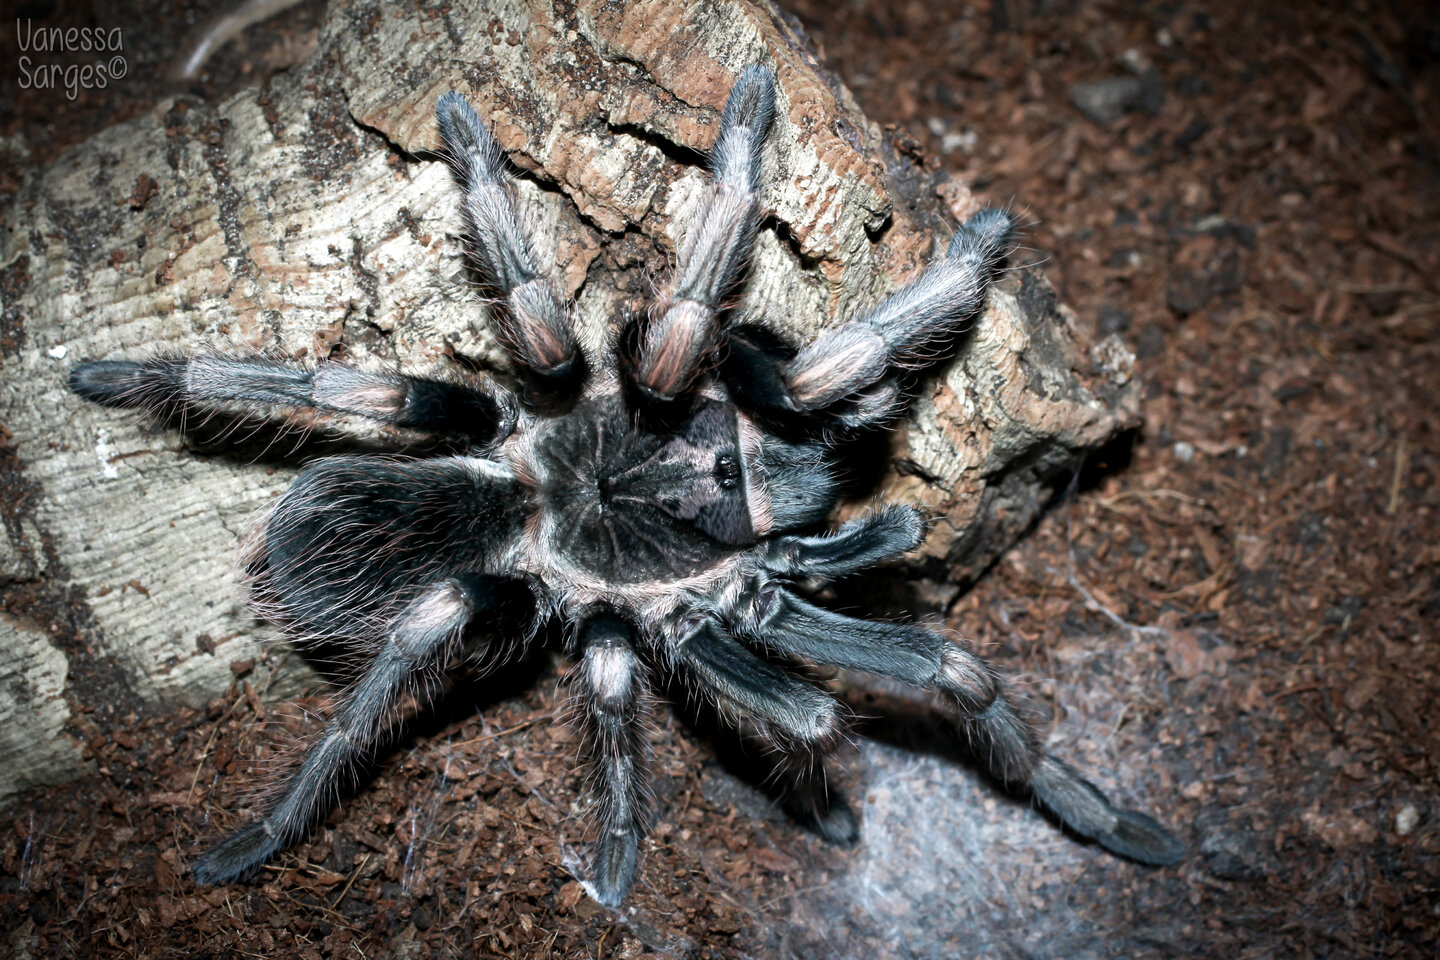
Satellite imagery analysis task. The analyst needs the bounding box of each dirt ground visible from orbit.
[2,0,1438,958]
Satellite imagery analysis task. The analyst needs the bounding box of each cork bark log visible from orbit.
[0,0,1137,805]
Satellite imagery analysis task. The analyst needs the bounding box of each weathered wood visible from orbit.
[0,0,1137,804]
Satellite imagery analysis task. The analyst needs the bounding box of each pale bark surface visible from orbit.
[0,0,1136,804]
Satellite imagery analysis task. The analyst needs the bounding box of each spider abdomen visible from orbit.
[251,455,524,638]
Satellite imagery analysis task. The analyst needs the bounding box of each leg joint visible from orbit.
[937,644,1000,713]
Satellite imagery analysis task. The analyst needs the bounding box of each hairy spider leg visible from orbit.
[571,613,651,908]
[662,506,926,844]
[68,356,516,449]
[783,208,1014,415]
[745,587,1184,866]
[674,619,839,745]
[671,619,858,843]
[760,504,929,579]
[628,65,776,400]
[714,207,1015,431]
[766,733,861,847]
[191,574,524,884]
[435,92,583,394]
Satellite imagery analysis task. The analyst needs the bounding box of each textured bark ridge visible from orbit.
[0,0,1137,803]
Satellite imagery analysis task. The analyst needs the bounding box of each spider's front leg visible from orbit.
[69,356,516,449]
[626,65,776,400]
[724,208,1014,429]
[739,585,1183,865]
[670,616,859,844]
[192,574,531,884]
[760,504,929,579]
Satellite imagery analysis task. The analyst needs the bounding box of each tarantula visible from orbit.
[69,65,1181,906]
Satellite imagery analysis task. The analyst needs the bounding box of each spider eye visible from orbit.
[691,450,753,544]
[714,454,740,489]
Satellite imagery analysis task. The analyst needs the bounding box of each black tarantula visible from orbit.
[69,65,1182,907]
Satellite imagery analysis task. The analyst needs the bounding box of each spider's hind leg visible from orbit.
[191,574,528,884]
[671,617,857,843]
[69,356,516,449]
[767,735,860,847]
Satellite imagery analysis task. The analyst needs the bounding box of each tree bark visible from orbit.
[0,0,1137,804]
